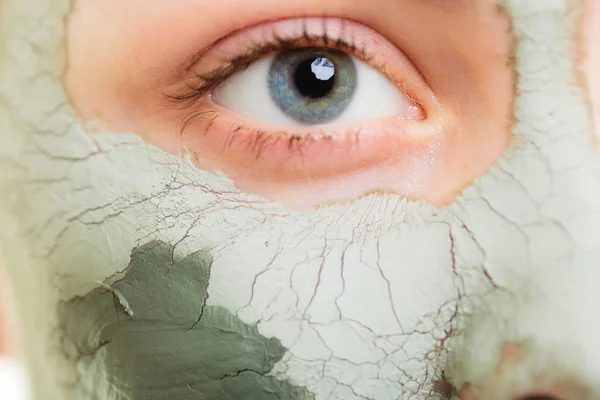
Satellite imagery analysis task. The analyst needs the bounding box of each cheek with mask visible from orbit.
[1,0,599,399]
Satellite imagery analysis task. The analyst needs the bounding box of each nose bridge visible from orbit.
[508,1,598,177]
[485,0,600,256]
[445,1,600,398]
[457,0,600,276]
[506,0,600,257]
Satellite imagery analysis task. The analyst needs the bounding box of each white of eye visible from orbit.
[213,54,411,127]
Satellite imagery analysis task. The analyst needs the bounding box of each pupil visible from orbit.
[294,56,336,99]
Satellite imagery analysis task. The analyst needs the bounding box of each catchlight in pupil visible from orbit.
[268,48,357,124]
[294,56,336,99]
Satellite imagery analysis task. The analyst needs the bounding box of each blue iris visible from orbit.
[268,48,357,124]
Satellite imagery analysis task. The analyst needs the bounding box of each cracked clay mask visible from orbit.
[1,0,600,399]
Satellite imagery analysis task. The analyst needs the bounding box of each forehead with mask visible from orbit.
[1,0,599,399]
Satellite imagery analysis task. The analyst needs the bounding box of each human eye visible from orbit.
[215,47,418,127]
[165,18,430,210]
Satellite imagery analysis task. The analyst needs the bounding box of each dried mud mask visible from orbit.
[1,1,600,400]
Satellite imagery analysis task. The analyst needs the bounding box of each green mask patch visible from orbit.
[58,241,314,400]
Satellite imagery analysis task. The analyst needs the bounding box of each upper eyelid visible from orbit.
[166,35,372,108]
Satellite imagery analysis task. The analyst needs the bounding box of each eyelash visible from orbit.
[168,31,373,109]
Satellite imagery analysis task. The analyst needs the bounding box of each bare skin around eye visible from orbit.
[64,0,515,210]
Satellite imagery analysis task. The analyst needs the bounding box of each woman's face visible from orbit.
[1,0,600,399]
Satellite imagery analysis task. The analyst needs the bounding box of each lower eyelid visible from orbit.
[180,106,439,183]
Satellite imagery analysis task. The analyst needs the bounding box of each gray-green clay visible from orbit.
[59,241,314,400]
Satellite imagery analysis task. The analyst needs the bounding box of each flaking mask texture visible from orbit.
[2,0,600,398]
[58,241,315,400]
